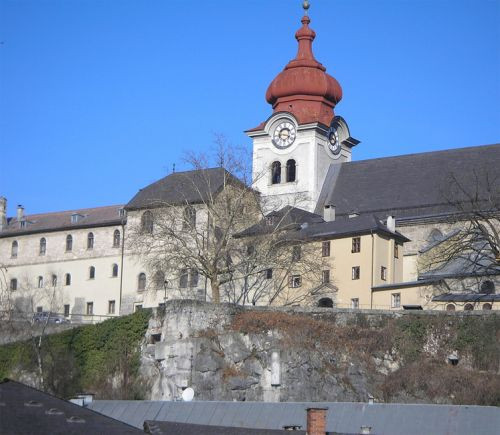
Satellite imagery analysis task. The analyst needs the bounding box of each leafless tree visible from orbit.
[419,168,500,294]
[128,137,329,305]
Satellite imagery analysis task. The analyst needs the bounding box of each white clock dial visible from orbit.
[272,122,296,149]
[327,127,341,155]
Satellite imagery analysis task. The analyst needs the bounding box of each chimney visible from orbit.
[17,204,24,221]
[0,197,6,230]
[306,407,328,435]
[386,216,395,232]
[323,205,335,222]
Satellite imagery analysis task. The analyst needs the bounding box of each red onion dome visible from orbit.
[265,15,342,126]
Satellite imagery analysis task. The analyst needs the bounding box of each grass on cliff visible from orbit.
[0,309,151,399]
[230,311,500,406]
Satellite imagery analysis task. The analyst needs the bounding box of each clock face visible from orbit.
[327,127,341,155]
[272,122,296,148]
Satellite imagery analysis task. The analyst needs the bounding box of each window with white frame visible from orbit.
[289,275,302,288]
[381,266,387,281]
[352,237,361,253]
[352,266,360,280]
[351,298,359,309]
[391,293,401,308]
[86,302,93,315]
[108,300,116,314]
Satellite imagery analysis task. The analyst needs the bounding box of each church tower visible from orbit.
[246,2,359,213]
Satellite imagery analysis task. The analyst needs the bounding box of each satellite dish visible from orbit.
[181,387,194,402]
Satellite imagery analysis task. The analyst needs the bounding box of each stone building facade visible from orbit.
[1,8,498,318]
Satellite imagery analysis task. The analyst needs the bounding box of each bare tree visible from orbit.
[418,168,500,294]
[128,138,328,305]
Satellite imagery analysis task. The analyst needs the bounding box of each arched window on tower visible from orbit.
[271,161,281,184]
[141,211,154,234]
[286,159,296,182]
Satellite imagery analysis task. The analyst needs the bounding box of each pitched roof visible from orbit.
[432,293,500,302]
[318,144,500,220]
[89,400,500,435]
[126,167,242,210]
[237,208,408,243]
[143,420,308,435]
[0,205,124,238]
[0,379,141,434]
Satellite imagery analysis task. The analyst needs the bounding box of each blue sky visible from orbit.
[0,0,499,216]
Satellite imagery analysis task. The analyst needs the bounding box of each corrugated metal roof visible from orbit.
[88,400,500,435]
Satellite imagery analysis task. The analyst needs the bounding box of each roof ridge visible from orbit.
[346,143,500,166]
[7,204,125,219]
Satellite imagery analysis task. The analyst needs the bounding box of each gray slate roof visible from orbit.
[143,420,309,435]
[88,400,500,435]
[238,208,409,243]
[317,143,500,220]
[0,379,141,434]
[126,167,241,210]
[0,205,124,238]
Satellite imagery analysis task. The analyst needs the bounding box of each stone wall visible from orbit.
[139,300,499,403]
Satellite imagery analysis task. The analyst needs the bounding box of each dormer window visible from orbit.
[19,220,27,228]
[118,208,126,218]
[71,214,83,224]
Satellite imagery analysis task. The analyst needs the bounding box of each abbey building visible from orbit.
[1,9,498,319]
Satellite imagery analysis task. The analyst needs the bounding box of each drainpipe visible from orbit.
[119,220,126,314]
[370,230,374,309]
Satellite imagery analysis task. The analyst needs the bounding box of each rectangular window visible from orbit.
[108,300,115,314]
[322,270,330,284]
[321,241,331,257]
[134,304,143,312]
[179,269,188,288]
[394,243,399,258]
[352,237,361,253]
[352,266,360,280]
[391,293,401,308]
[351,298,359,309]
[189,269,199,287]
[289,275,302,288]
[381,266,387,281]
[64,304,70,317]
[36,306,43,313]
[10,279,17,291]
[86,302,93,316]
[292,246,301,262]
[265,268,273,279]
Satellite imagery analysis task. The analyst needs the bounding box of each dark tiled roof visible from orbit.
[126,167,242,210]
[237,207,409,242]
[298,214,409,242]
[236,206,324,237]
[143,420,307,435]
[319,144,500,220]
[0,205,125,239]
[0,379,141,434]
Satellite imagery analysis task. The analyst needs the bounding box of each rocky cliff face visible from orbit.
[139,301,500,405]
